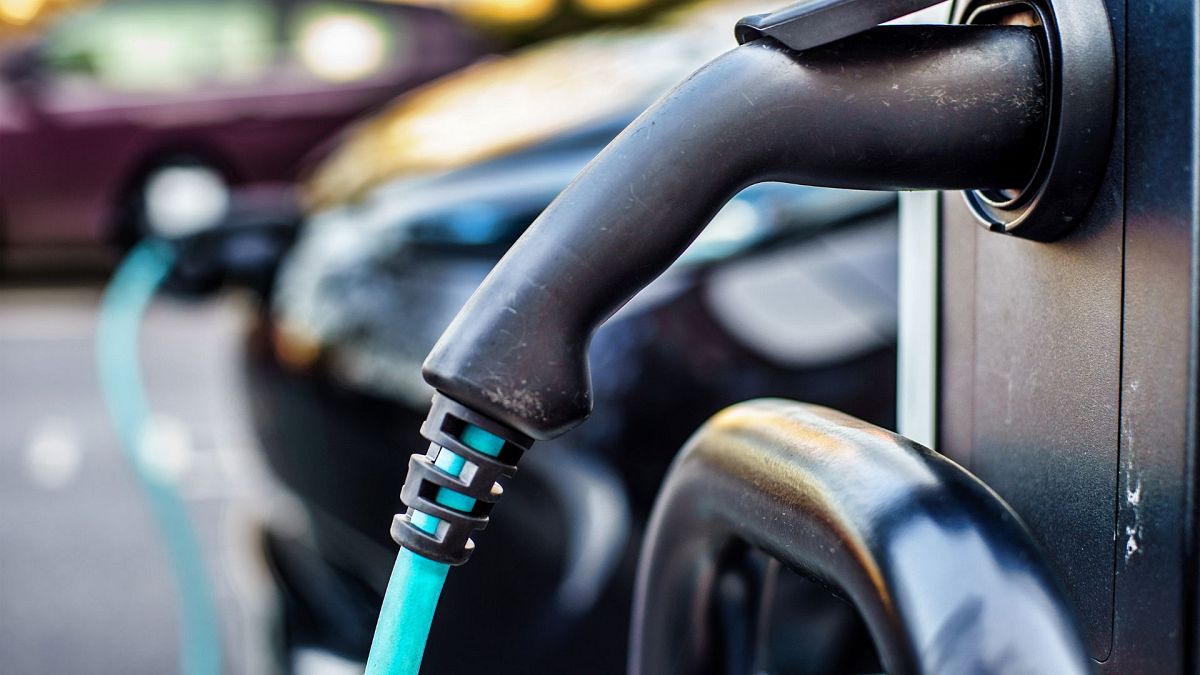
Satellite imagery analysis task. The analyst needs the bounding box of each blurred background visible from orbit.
[0,1,944,673]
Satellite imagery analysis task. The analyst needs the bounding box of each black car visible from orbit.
[242,2,899,671]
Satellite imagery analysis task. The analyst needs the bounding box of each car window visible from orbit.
[43,0,277,92]
[41,0,411,92]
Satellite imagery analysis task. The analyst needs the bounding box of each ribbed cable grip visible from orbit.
[391,393,532,565]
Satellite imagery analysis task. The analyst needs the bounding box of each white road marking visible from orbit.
[25,417,84,490]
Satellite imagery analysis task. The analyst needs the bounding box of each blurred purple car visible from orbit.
[0,0,480,250]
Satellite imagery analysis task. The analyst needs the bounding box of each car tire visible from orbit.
[122,157,231,245]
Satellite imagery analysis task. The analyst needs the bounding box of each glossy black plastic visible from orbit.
[630,399,1091,675]
[958,0,1116,241]
[424,25,1048,439]
[940,0,1200,668]
[735,0,944,50]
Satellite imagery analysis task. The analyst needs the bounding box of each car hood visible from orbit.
[302,0,779,212]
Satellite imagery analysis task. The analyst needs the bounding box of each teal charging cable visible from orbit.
[364,549,450,675]
[97,241,222,675]
[366,402,526,674]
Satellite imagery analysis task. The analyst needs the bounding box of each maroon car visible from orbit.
[0,0,481,249]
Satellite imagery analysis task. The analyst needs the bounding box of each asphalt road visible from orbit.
[0,282,282,674]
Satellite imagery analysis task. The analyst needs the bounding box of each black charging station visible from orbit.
[937,0,1200,670]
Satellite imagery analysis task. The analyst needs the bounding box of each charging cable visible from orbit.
[365,396,531,674]
[97,240,222,675]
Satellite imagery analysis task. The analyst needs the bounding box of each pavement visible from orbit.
[0,281,283,674]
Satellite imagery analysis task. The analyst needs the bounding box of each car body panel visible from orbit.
[0,0,480,247]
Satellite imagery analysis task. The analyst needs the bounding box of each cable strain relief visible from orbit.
[391,393,532,565]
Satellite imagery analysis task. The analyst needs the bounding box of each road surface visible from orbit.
[0,282,282,674]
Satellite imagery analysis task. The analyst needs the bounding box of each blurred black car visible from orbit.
[241,1,899,671]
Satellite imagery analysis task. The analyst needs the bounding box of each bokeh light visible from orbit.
[0,0,43,25]
[454,0,558,26]
[573,0,653,18]
[0,0,45,26]
[297,12,389,82]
